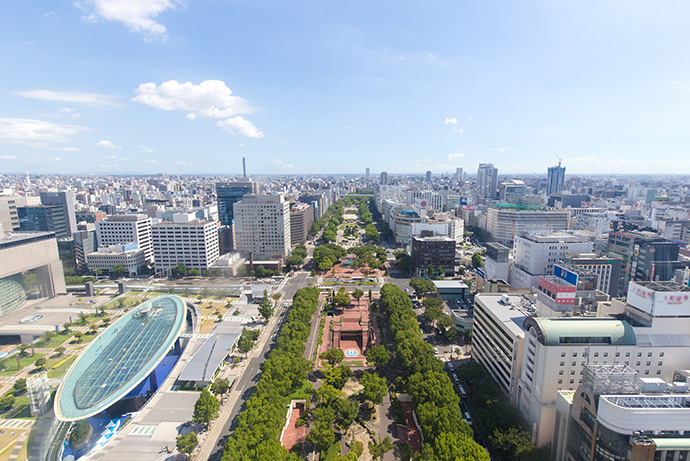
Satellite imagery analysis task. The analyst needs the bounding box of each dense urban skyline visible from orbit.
[2,1,690,175]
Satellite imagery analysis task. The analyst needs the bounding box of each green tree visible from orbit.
[0,395,14,412]
[472,252,483,269]
[111,264,126,278]
[409,277,436,297]
[360,371,387,405]
[176,431,198,458]
[287,254,304,268]
[364,345,390,368]
[321,347,345,366]
[42,331,55,345]
[55,346,66,356]
[351,288,364,305]
[333,288,351,307]
[35,357,47,370]
[437,266,445,278]
[193,387,220,424]
[258,290,274,322]
[324,364,352,390]
[364,224,379,242]
[73,331,84,343]
[12,378,26,395]
[211,378,229,397]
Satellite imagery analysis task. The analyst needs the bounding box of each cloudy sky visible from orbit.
[1,1,690,175]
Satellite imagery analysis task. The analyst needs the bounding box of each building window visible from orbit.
[648,352,653,357]
[559,370,564,375]
[573,352,578,357]
[569,379,574,384]
[626,352,630,357]
[561,352,566,357]
[603,352,608,357]
[658,361,663,366]
[594,352,599,357]
[558,379,563,384]
[646,361,651,366]
[615,352,620,357]
[660,352,664,357]
[560,362,565,367]
[636,362,641,366]
[657,370,662,375]
[644,370,650,375]
[637,352,642,357]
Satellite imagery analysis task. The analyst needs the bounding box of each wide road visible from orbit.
[207,270,312,461]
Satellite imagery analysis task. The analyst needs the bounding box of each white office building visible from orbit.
[86,244,146,276]
[152,220,220,274]
[96,214,153,263]
[510,232,593,288]
[233,194,291,260]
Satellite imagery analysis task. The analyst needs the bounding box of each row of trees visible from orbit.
[368,200,393,242]
[379,284,489,460]
[221,287,320,460]
[348,244,386,270]
[287,245,308,268]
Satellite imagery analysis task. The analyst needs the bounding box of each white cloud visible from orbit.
[60,107,82,119]
[271,158,294,169]
[448,153,464,160]
[0,155,17,160]
[100,164,119,168]
[97,139,122,149]
[133,80,263,137]
[75,0,181,39]
[444,117,458,125]
[0,118,86,147]
[140,145,154,152]
[52,157,63,161]
[216,116,264,138]
[16,89,119,106]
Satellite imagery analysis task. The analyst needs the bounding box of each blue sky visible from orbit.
[1,0,690,176]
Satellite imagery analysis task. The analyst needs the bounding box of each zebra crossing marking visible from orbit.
[0,419,33,429]
[129,425,157,436]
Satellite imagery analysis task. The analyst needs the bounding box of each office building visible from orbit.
[452,167,463,184]
[498,179,529,202]
[290,202,313,246]
[425,170,432,183]
[477,163,499,200]
[234,194,291,260]
[562,253,622,298]
[390,208,424,245]
[40,191,78,236]
[152,220,220,274]
[75,211,107,223]
[472,294,529,402]
[411,234,455,276]
[365,167,370,180]
[511,233,593,288]
[484,242,510,282]
[96,214,153,263]
[73,228,97,273]
[0,196,20,231]
[0,229,66,315]
[216,181,258,227]
[486,205,570,246]
[86,243,147,276]
[546,162,566,195]
[380,171,388,185]
[18,205,70,238]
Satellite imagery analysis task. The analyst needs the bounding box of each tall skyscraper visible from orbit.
[477,163,499,199]
[546,161,566,195]
[40,191,77,236]
[380,171,388,185]
[234,194,291,260]
[425,170,432,183]
[17,205,70,238]
[216,181,258,227]
[365,167,370,180]
[453,167,464,184]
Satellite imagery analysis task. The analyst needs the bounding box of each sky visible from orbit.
[1,1,690,176]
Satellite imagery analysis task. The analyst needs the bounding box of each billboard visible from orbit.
[627,282,690,316]
[554,264,578,287]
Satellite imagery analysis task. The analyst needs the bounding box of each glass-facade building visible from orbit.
[216,181,257,226]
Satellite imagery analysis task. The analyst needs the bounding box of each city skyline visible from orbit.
[2,1,690,175]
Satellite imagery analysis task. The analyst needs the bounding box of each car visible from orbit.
[434,347,439,354]
[446,362,455,372]
[463,411,472,425]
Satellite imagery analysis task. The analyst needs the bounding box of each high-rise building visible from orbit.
[233,194,291,260]
[546,162,566,195]
[40,191,77,236]
[511,232,593,288]
[73,228,97,273]
[290,202,314,246]
[486,205,570,246]
[477,163,499,199]
[365,167,370,180]
[380,171,388,185]
[18,205,70,238]
[152,220,220,274]
[452,167,464,184]
[0,197,20,231]
[425,170,432,183]
[498,179,528,202]
[216,181,258,227]
[95,214,153,263]
[411,235,455,276]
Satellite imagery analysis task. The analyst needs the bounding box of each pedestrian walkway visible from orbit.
[0,419,33,429]
[7,430,28,461]
[129,425,158,436]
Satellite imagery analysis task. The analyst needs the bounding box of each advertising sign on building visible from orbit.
[554,264,578,286]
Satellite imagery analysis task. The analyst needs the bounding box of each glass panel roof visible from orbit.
[55,295,186,421]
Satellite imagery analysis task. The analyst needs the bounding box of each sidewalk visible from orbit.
[195,310,284,460]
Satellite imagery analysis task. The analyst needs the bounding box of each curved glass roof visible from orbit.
[523,317,637,346]
[55,295,186,421]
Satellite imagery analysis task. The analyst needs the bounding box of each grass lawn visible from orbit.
[35,334,71,348]
[199,320,215,335]
[2,395,32,420]
[0,429,28,461]
[47,355,77,379]
[285,381,313,402]
[0,354,45,378]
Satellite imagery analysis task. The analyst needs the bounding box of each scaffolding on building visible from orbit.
[27,371,50,416]
[582,363,640,396]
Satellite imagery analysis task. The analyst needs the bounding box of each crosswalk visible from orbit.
[37,308,97,313]
[180,333,212,339]
[0,419,33,429]
[0,325,56,332]
[129,425,157,436]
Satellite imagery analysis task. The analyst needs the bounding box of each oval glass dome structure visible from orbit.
[55,295,187,421]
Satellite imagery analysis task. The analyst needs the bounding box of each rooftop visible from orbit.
[433,280,469,289]
[523,317,637,346]
[474,294,531,338]
[0,231,56,248]
[633,280,690,293]
[55,295,187,421]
